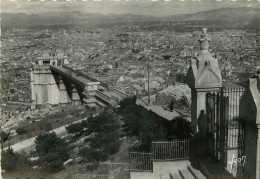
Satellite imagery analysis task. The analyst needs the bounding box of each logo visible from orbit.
[228,154,246,174]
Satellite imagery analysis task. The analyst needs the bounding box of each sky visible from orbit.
[1,0,259,17]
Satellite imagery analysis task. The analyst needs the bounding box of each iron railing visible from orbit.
[222,86,245,149]
[151,139,190,161]
[102,162,130,179]
[129,139,190,172]
[129,151,152,171]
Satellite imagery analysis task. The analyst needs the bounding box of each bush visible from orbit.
[79,147,108,162]
[78,111,121,161]
[35,133,70,173]
[1,130,10,150]
[2,148,33,172]
[179,96,189,108]
[16,127,27,135]
[66,122,85,135]
[45,123,52,131]
[119,97,192,151]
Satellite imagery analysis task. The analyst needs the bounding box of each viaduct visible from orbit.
[30,54,128,109]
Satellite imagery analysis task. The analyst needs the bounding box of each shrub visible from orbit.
[179,96,189,108]
[118,97,192,151]
[1,130,10,150]
[78,111,121,161]
[2,148,33,172]
[45,123,52,131]
[66,123,85,135]
[35,133,70,173]
[79,147,108,162]
[16,127,27,135]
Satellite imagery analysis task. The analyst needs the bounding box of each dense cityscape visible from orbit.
[1,22,259,104]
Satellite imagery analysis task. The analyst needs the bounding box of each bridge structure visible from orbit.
[30,54,129,109]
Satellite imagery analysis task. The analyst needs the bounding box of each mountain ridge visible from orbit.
[2,7,259,28]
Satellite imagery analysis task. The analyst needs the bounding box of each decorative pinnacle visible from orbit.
[199,28,210,51]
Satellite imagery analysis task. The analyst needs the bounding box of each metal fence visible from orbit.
[67,174,115,179]
[129,139,190,171]
[2,173,116,179]
[151,139,190,161]
[222,86,245,149]
[101,162,130,179]
[129,152,152,171]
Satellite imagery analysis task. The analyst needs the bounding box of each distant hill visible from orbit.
[1,12,157,28]
[2,7,259,28]
[163,7,259,22]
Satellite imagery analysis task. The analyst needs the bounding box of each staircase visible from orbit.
[130,161,206,179]
[169,165,206,179]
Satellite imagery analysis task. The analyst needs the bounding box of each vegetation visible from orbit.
[176,73,187,83]
[2,148,32,172]
[169,95,190,111]
[66,110,121,162]
[118,97,192,151]
[1,130,10,150]
[7,106,93,147]
[35,132,70,173]
[66,121,86,136]
[16,127,27,135]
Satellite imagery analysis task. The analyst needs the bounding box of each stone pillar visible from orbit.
[58,76,70,106]
[257,27,260,61]
[256,125,260,179]
[30,68,36,110]
[240,73,260,178]
[187,28,222,133]
[71,84,80,106]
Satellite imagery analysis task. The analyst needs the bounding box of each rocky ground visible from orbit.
[1,105,95,147]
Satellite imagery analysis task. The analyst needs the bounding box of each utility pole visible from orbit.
[147,62,150,104]
[35,93,37,110]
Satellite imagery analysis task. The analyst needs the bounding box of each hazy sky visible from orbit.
[2,0,259,17]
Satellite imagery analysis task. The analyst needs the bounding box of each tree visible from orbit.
[16,127,27,135]
[79,111,121,162]
[35,133,69,173]
[2,148,32,172]
[118,97,192,151]
[66,122,85,136]
[1,130,10,150]
[169,101,174,111]
[119,97,167,150]
[167,116,192,139]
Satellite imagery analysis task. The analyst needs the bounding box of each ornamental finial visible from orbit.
[202,28,207,34]
[199,28,210,51]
